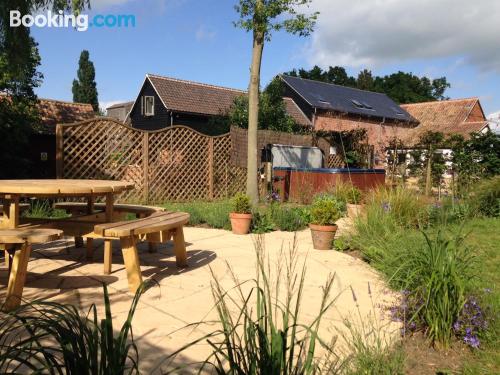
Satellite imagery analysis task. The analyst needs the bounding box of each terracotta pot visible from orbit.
[347,203,365,218]
[230,212,253,235]
[309,223,338,250]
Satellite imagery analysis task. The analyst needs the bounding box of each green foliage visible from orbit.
[231,192,252,214]
[167,236,341,374]
[309,194,343,225]
[316,129,370,168]
[0,283,143,374]
[468,176,500,218]
[328,181,362,204]
[428,197,472,226]
[72,50,99,111]
[269,204,310,231]
[23,199,70,219]
[333,237,351,252]
[229,77,304,133]
[365,186,430,229]
[449,132,500,194]
[286,66,450,103]
[234,0,318,41]
[163,200,232,229]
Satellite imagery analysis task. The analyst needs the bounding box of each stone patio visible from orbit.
[0,219,399,373]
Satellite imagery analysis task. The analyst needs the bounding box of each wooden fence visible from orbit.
[56,118,246,203]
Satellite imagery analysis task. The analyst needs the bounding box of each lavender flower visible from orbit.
[382,202,391,213]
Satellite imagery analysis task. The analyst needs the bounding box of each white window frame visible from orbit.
[143,96,154,116]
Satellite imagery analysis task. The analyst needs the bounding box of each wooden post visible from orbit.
[142,132,149,204]
[105,193,114,222]
[56,124,64,179]
[208,138,214,200]
[172,228,187,268]
[5,243,31,311]
[4,195,20,229]
[86,237,94,260]
[103,239,112,275]
[120,236,143,293]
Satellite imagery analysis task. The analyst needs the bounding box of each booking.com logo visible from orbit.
[9,10,135,32]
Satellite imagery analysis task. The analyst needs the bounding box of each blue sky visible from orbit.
[31,0,500,117]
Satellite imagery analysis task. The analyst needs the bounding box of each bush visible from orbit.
[328,180,363,204]
[163,201,231,229]
[310,194,343,226]
[365,186,430,228]
[269,204,310,231]
[231,192,252,214]
[468,176,500,218]
[428,197,471,225]
[23,200,70,219]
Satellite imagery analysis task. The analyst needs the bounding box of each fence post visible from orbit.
[142,132,149,204]
[208,138,214,200]
[55,124,63,178]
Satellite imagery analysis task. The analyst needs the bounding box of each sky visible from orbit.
[30,0,500,118]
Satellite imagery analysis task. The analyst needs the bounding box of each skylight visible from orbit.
[351,99,364,108]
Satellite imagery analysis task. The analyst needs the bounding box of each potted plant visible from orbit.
[309,195,342,250]
[229,193,253,235]
[344,186,364,218]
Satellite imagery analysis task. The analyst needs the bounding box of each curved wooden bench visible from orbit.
[93,211,189,292]
[0,228,63,311]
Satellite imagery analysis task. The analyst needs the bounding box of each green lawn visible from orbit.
[461,218,500,374]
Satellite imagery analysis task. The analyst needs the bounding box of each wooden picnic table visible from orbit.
[0,179,134,229]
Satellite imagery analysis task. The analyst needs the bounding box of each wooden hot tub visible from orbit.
[272,167,385,202]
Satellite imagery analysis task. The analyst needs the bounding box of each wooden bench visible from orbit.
[93,211,190,293]
[0,228,63,311]
[54,202,165,253]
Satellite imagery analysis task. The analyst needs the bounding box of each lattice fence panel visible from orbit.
[59,120,246,203]
[326,154,345,168]
[61,119,144,202]
[147,127,210,202]
[213,136,246,199]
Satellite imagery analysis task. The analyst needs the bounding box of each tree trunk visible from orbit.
[425,149,432,196]
[246,29,264,204]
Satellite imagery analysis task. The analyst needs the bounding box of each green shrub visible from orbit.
[468,176,500,217]
[365,186,429,228]
[251,209,274,233]
[0,283,145,373]
[269,204,310,231]
[231,192,252,214]
[23,200,70,219]
[328,180,363,204]
[428,197,471,225]
[310,194,343,226]
[163,201,231,229]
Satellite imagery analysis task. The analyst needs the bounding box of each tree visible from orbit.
[72,50,99,111]
[0,1,90,177]
[356,69,374,91]
[228,77,303,133]
[234,0,318,203]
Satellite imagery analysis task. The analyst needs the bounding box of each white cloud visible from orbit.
[307,0,500,72]
[195,24,216,42]
[488,111,500,134]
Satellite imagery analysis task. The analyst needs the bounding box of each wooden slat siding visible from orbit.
[59,119,246,203]
[94,211,189,237]
[129,79,172,131]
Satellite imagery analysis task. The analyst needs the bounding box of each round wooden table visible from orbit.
[0,179,134,229]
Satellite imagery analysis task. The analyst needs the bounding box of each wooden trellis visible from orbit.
[56,118,245,203]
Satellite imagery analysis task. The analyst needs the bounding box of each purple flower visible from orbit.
[382,202,391,212]
[464,334,480,348]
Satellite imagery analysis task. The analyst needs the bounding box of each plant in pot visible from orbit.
[229,193,253,235]
[345,186,364,218]
[309,195,342,250]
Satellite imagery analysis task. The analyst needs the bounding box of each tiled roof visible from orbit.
[37,98,95,134]
[147,74,245,116]
[283,97,311,127]
[400,98,488,144]
[106,101,134,110]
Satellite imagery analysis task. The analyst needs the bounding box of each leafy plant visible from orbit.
[309,194,344,226]
[0,283,146,374]
[328,181,362,205]
[468,176,500,218]
[269,204,310,232]
[231,192,252,214]
[163,200,232,229]
[23,199,70,219]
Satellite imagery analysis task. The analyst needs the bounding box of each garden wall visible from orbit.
[56,118,246,203]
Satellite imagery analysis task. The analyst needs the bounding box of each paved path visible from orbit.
[0,224,398,373]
